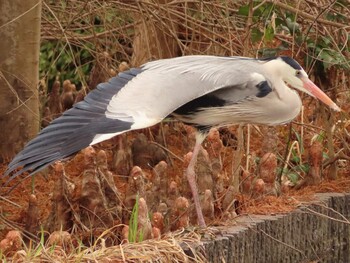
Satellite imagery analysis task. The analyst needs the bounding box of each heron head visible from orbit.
[272,56,341,111]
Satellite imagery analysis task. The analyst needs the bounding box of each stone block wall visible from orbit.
[202,193,350,263]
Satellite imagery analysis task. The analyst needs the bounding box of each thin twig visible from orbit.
[260,229,306,256]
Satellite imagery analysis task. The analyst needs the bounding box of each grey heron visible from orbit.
[4,55,340,227]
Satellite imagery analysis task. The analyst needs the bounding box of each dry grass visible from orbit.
[7,229,205,262]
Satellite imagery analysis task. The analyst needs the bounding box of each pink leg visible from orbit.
[186,133,206,227]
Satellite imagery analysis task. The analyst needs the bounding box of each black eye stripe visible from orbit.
[280,56,302,70]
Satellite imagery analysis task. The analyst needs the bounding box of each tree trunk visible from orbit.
[0,1,41,161]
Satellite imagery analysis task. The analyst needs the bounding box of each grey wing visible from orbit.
[106,56,268,127]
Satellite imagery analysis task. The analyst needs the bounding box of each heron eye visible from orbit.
[296,70,302,77]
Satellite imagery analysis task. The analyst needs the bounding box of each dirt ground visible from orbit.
[1,120,350,245]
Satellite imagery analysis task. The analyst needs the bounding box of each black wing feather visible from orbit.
[5,68,142,180]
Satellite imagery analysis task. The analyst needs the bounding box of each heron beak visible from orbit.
[302,78,341,112]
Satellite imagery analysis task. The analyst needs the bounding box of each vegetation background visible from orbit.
[0,0,350,261]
